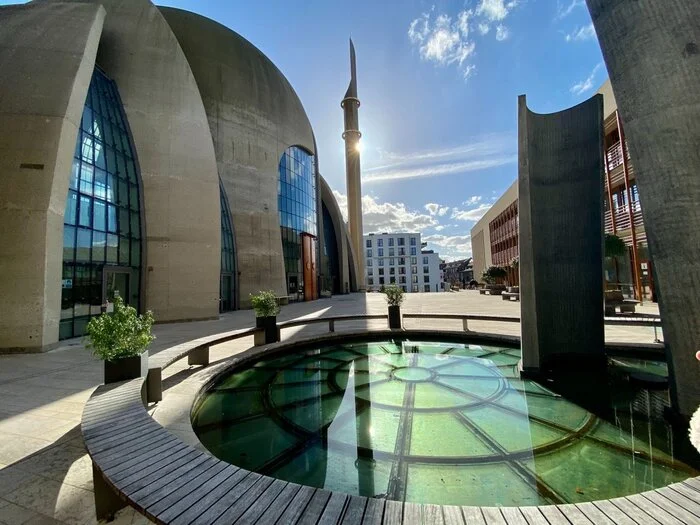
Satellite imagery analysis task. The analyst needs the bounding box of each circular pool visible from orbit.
[192,338,698,507]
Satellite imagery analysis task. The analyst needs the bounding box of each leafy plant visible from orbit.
[510,256,519,269]
[482,265,508,284]
[383,284,405,307]
[605,233,627,258]
[85,296,155,361]
[250,290,280,318]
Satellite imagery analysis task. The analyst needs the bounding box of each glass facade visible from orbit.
[220,179,236,312]
[278,146,317,295]
[321,204,340,294]
[60,68,142,339]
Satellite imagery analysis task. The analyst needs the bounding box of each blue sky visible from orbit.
[3,0,606,260]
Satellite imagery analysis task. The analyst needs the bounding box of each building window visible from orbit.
[424,275,430,283]
[410,247,417,256]
[411,257,417,264]
[398,257,405,265]
[389,248,395,257]
[378,258,384,267]
[411,265,417,274]
[379,277,385,285]
[367,268,373,276]
[389,238,394,246]
[412,285,419,292]
[278,145,317,288]
[398,247,406,256]
[423,266,429,273]
[390,277,396,284]
[390,267,395,275]
[399,276,406,284]
[410,237,416,246]
[402,286,407,292]
[220,179,236,312]
[378,239,383,247]
[366,239,372,248]
[368,277,374,285]
[378,268,384,276]
[389,258,395,266]
[412,275,418,283]
[423,256,429,264]
[399,267,406,275]
[424,284,431,292]
[398,238,405,246]
[61,69,143,340]
[367,248,372,257]
[378,248,384,257]
[367,259,372,267]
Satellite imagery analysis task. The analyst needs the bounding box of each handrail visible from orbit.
[403,313,520,323]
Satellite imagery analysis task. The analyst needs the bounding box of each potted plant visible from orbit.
[250,290,280,345]
[383,284,405,329]
[482,265,508,292]
[85,296,155,384]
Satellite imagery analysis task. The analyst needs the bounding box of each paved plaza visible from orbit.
[0,292,661,524]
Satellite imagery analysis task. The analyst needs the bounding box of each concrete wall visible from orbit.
[0,2,105,351]
[47,0,223,323]
[470,180,518,281]
[159,7,316,307]
[596,79,618,119]
[519,94,605,373]
[587,0,700,416]
[320,176,356,294]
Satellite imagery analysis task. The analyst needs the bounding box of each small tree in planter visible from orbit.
[383,284,405,329]
[482,265,508,287]
[85,296,155,384]
[250,290,280,345]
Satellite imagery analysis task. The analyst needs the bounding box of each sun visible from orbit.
[355,140,364,153]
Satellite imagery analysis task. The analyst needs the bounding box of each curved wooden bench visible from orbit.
[83,328,700,524]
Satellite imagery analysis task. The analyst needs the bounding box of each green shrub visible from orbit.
[383,284,405,307]
[510,256,519,269]
[605,233,627,258]
[250,290,280,317]
[482,265,508,284]
[85,296,155,361]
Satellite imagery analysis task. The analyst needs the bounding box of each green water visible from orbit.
[192,340,698,506]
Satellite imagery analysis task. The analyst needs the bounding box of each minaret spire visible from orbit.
[341,38,365,291]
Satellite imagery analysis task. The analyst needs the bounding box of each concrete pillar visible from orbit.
[586,0,700,416]
[0,3,105,351]
[519,94,606,374]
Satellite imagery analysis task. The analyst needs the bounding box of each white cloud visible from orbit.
[570,63,603,96]
[451,203,493,222]
[438,206,450,216]
[495,25,510,41]
[555,0,585,20]
[476,0,518,22]
[423,234,473,258]
[424,203,452,217]
[565,23,596,42]
[464,195,483,206]
[478,23,490,35]
[365,134,516,184]
[333,191,438,233]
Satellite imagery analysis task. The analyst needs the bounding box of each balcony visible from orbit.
[604,203,646,244]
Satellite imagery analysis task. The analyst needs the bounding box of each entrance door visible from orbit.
[302,234,317,301]
[104,268,130,307]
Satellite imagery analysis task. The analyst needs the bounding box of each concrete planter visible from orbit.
[388,305,402,329]
[104,352,148,384]
[255,316,279,346]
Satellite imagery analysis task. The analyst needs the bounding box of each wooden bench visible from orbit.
[146,327,258,403]
[605,290,640,316]
[502,292,520,301]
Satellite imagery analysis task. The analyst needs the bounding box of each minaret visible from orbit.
[341,39,365,290]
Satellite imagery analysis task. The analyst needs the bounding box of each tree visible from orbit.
[482,265,508,285]
[605,233,627,258]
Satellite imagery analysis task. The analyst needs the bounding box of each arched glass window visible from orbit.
[278,146,317,300]
[220,178,236,312]
[60,68,143,339]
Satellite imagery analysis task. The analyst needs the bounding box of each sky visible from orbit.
[2,0,606,261]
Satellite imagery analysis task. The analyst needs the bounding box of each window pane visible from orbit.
[65,191,78,225]
[93,199,106,231]
[76,228,91,262]
[78,196,91,227]
[63,226,75,260]
[92,231,106,262]
[106,234,118,263]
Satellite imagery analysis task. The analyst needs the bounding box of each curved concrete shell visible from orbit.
[0,2,105,350]
[518,94,605,373]
[320,176,358,294]
[586,0,700,416]
[159,7,316,305]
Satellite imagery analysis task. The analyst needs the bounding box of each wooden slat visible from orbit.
[160,466,247,524]
[637,492,695,525]
[107,439,191,479]
[481,507,506,525]
[682,478,700,492]
[341,496,368,524]
[296,489,332,525]
[574,502,615,525]
[120,450,205,494]
[649,489,700,522]
[383,500,403,525]
[402,503,423,524]
[273,485,316,525]
[499,507,528,525]
[442,505,465,525]
[668,483,700,506]
[234,478,288,524]
[317,492,349,525]
[625,494,684,525]
[609,496,662,524]
[517,506,548,525]
[423,504,445,525]
[125,455,217,503]
[461,506,486,525]
[212,475,275,524]
[361,498,385,525]
[96,432,177,469]
[251,482,303,525]
[90,424,169,458]
[591,500,638,525]
[556,504,594,524]
[185,471,262,525]
[537,506,570,525]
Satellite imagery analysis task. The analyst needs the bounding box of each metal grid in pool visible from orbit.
[192,341,697,507]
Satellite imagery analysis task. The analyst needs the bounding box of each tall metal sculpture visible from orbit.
[341,39,365,290]
[586,0,700,416]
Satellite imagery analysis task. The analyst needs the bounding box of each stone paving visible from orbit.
[0,291,661,524]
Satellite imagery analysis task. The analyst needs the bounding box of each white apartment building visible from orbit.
[363,232,445,293]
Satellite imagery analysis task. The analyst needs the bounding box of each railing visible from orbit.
[606,140,630,172]
[278,314,388,333]
[604,205,644,237]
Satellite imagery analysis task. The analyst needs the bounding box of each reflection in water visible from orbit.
[192,340,698,506]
